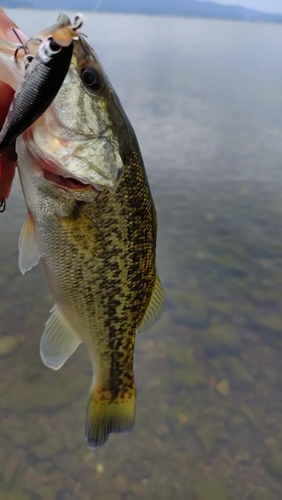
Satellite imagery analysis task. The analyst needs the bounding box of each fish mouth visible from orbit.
[23,130,103,193]
[43,169,90,189]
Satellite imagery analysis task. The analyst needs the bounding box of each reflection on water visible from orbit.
[1,9,282,500]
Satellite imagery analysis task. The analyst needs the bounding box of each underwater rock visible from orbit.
[208,300,235,314]
[198,324,240,357]
[230,414,247,427]
[213,356,254,386]
[259,314,282,333]
[192,476,229,500]
[3,418,44,447]
[173,366,206,389]
[0,494,30,500]
[264,447,282,481]
[0,370,88,411]
[3,455,20,483]
[169,346,207,389]
[0,336,18,356]
[96,493,121,500]
[251,490,275,500]
[235,451,251,462]
[240,404,263,431]
[262,367,277,386]
[113,473,129,494]
[32,435,65,460]
[166,289,210,327]
[131,480,149,498]
[33,486,56,500]
[167,346,195,365]
[195,422,222,454]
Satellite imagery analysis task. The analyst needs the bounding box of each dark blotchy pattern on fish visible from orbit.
[17,31,160,449]
[36,131,156,447]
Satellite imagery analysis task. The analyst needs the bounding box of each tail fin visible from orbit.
[85,385,136,448]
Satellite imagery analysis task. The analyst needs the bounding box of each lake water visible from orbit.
[1,9,282,500]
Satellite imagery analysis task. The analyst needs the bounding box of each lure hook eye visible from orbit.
[0,199,6,213]
[23,54,34,69]
[72,13,83,31]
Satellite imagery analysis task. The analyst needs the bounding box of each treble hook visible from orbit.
[0,198,6,213]
[12,28,38,68]
[12,27,28,63]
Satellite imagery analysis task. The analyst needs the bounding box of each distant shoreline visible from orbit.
[2,2,282,24]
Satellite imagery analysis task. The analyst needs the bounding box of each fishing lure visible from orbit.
[0,13,83,152]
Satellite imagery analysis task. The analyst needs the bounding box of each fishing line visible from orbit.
[94,0,103,12]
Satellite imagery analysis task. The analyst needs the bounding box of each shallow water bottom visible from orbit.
[1,8,282,500]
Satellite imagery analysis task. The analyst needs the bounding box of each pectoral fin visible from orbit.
[18,212,41,275]
[40,305,81,370]
[137,275,165,333]
[58,204,104,257]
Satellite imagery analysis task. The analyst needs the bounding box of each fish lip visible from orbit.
[43,169,91,190]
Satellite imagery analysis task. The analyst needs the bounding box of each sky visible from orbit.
[198,0,282,14]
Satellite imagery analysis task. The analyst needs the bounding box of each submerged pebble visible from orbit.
[216,379,231,396]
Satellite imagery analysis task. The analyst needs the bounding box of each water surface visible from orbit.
[1,10,282,500]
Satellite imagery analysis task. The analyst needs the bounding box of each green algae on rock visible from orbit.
[166,289,210,327]
[0,370,89,411]
[240,404,263,431]
[0,493,31,500]
[192,476,229,500]
[264,447,282,481]
[251,490,275,500]
[212,356,254,386]
[0,337,18,356]
[258,314,282,334]
[195,421,220,454]
[170,347,206,389]
[173,366,206,389]
[198,324,241,357]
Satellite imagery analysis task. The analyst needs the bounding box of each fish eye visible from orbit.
[81,65,102,91]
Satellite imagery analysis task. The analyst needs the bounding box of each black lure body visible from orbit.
[0,39,74,151]
[0,13,83,151]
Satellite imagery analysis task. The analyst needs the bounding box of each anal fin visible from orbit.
[40,305,81,370]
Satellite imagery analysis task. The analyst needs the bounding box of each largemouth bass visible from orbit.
[0,13,165,448]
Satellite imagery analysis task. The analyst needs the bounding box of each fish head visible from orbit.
[23,29,131,195]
